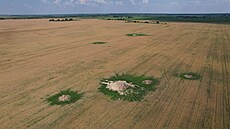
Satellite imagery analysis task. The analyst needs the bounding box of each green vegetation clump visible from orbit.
[47,89,82,106]
[92,42,107,44]
[122,15,230,24]
[98,74,159,101]
[49,18,74,22]
[126,33,147,37]
[177,72,202,80]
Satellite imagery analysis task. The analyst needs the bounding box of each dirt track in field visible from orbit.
[0,19,229,129]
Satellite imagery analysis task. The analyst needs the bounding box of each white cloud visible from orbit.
[115,1,123,6]
[79,0,87,4]
[142,0,148,4]
[78,0,108,5]
[41,0,153,7]
[170,2,178,6]
[190,0,200,5]
[41,0,48,3]
[213,0,230,3]
[129,0,150,5]
[52,0,61,4]
[94,0,107,4]
[130,0,136,5]
[63,0,77,7]
[40,0,109,7]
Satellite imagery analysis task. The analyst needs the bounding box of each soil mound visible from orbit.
[102,80,135,95]
[58,95,71,102]
[142,80,153,84]
[184,74,193,79]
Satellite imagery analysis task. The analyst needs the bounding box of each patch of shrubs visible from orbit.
[49,18,74,22]
[92,42,107,44]
[98,74,159,101]
[126,33,147,36]
[47,89,83,106]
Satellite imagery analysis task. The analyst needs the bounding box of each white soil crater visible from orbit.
[102,80,136,95]
[142,80,153,84]
[58,95,71,102]
[184,74,194,79]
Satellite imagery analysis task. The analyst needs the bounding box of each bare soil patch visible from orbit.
[58,95,71,102]
[177,72,202,80]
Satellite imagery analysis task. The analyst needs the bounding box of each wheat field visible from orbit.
[0,19,229,129]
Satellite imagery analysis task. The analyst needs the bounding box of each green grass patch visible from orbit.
[47,89,83,106]
[126,33,147,37]
[177,72,202,80]
[92,42,107,44]
[98,73,159,101]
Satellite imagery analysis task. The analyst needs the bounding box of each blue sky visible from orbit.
[0,0,230,14]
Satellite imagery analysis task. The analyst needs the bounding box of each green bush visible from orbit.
[92,42,107,44]
[126,33,147,36]
[47,89,83,106]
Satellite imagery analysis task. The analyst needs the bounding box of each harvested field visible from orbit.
[0,19,230,129]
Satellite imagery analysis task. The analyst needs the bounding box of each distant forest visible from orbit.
[1,13,230,24]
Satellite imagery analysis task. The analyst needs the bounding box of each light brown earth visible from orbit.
[0,19,230,129]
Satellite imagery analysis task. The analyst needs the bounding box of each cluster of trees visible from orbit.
[104,17,161,24]
[112,16,133,18]
[125,20,161,24]
[106,16,134,21]
[106,18,125,20]
[49,18,74,22]
[176,16,229,19]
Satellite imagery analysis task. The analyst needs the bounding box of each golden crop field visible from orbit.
[0,19,229,129]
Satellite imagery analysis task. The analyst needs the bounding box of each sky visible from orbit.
[0,0,230,14]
